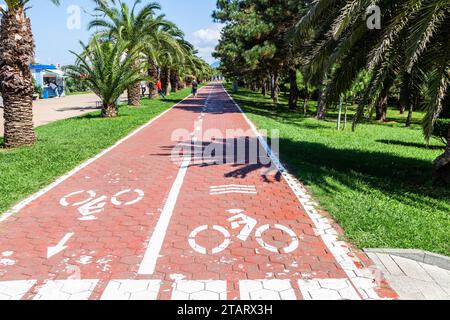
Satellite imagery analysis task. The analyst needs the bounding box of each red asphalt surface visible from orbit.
[0,83,397,300]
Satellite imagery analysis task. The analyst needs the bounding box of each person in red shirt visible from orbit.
[156,79,166,99]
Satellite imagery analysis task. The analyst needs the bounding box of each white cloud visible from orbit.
[190,24,224,64]
[196,47,216,64]
[191,24,224,46]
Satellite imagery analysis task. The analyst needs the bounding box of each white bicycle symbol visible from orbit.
[59,189,145,221]
[188,209,299,255]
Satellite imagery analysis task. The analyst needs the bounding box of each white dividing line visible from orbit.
[222,84,384,300]
[0,86,210,223]
[138,84,214,275]
[138,156,191,275]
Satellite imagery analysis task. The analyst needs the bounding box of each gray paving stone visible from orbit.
[367,252,450,300]
[419,262,450,285]
[377,253,404,276]
[390,255,435,282]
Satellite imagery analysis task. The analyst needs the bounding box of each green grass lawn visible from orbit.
[0,87,196,216]
[226,84,450,256]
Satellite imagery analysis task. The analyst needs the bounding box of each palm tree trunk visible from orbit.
[127,83,141,106]
[375,91,388,122]
[102,103,118,118]
[316,76,327,119]
[127,59,141,106]
[376,77,394,122]
[303,83,310,115]
[147,60,158,99]
[405,96,417,127]
[303,97,309,115]
[271,72,279,104]
[399,72,411,114]
[170,69,179,93]
[261,79,267,96]
[316,84,326,120]
[288,68,298,110]
[434,126,450,183]
[0,7,36,148]
[161,67,171,95]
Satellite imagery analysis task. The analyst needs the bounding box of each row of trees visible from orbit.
[213,0,450,182]
[0,0,213,147]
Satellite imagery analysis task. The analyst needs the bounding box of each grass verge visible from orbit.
[226,84,450,256]
[0,87,197,216]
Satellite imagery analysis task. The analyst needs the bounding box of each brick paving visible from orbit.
[0,83,397,300]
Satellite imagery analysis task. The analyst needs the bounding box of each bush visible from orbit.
[433,118,450,143]
[33,78,43,98]
[63,72,91,94]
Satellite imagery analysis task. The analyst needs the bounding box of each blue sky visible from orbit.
[0,0,222,65]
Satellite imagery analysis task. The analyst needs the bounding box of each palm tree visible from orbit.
[65,38,148,118]
[0,0,59,148]
[295,0,450,180]
[143,22,186,96]
[89,0,164,106]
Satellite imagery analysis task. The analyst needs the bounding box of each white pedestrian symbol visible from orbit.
[188,209,299,255]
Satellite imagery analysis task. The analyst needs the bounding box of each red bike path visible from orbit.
[0,83,397,300]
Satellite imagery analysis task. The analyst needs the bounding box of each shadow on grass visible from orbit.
[153,132,449,213]
[219,137,449,212]
[377,139,445,150]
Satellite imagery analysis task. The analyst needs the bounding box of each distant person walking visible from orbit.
[140,81,147,97]
[192,79,198,98]
[49,81,61,98]
[156,79,166,99]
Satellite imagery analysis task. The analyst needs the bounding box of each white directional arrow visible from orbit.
[47,233,74,259]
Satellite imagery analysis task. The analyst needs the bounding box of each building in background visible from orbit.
[30,64,66,99]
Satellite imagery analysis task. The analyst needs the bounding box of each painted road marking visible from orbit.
[60,189,145,221]
[101,280,161,300]
[188,225,231,255]
[138,156,191,275]
[0,280,36,300]
[171,280,227,300]
[47,232,74,259]
[0,86,208,224]
[255,224,299,254]
[59,190,96,207]
[0,278,366,300]
[228,212,257,242]
[223,84,384,299]
[239,280,297,300]
[77,196,107,221]
[209,185,257,195]
[138,86,214,275]
[188,209,299,255]
[33,280,98,300]
[111,189,145,206]
[298,279,361,300]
